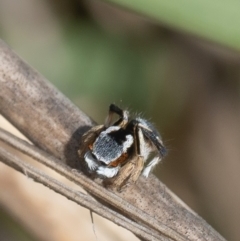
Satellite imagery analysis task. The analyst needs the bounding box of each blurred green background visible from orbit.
[1,0,240,240]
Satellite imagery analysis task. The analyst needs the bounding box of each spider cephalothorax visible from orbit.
[78,104,166,189]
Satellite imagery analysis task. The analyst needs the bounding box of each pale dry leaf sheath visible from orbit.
[0,39,226,241]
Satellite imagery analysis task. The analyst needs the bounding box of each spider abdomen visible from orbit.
[92,126,134,165]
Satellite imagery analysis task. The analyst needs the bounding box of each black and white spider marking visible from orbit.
[78,104,167,189]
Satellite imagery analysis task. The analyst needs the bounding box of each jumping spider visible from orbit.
[78,104,166,190]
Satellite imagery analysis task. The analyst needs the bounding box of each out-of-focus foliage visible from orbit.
[104,0,240,51]
[0,0,240,241]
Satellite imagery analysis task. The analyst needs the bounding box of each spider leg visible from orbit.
[108,156,139,190]
[128,124,145,182]
[104,104,129,128]
[126,155,144,183]
[110,124,145,190]
[78,124,105,159]
[137,121,166,176]
[84,151,99,171]
[138,122,167,158]
[142,156,161,177]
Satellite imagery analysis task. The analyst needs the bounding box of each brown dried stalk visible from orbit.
[0,127,167,241]
[0,39,226,241]
[0,143,161,241]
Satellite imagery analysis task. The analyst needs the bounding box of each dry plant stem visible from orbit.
[0,127,179,241]
[0,146,161,241]
[0,39,226,241]
[0,129,163,241]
